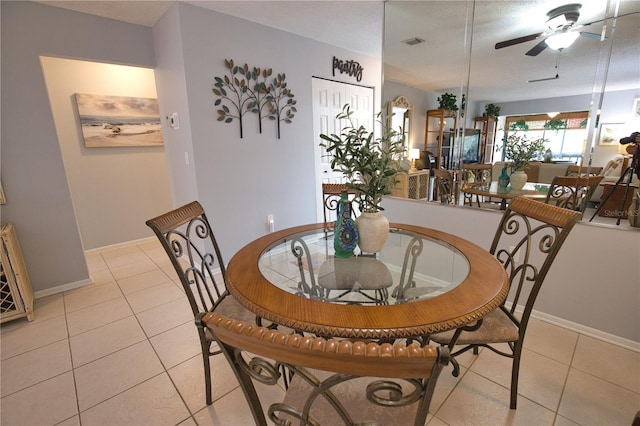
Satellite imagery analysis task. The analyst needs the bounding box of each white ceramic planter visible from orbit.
[510,170,528,191]
[355,212,389,253]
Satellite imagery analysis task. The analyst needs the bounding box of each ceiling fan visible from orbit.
[495,3,602,56]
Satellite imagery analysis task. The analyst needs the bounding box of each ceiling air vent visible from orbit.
[402,37,425,46]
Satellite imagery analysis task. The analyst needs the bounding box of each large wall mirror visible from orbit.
[383,0,639,226]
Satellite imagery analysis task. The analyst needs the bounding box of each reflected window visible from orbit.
[502,112,589,162]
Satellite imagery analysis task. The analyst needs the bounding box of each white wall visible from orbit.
[41,57,173,250]
[382,196,640,344]
[153,3,383,260]
[1,1,156,292]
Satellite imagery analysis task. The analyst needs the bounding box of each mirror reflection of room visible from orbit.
[382,0,639,227]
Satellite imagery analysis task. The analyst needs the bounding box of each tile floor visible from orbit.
[1,239,638,426]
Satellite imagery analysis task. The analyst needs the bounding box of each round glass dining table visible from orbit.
[225,223,509,340]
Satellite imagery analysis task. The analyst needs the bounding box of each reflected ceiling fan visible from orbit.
[495,3,602,56]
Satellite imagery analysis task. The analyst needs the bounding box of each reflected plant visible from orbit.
[501,132,547,173]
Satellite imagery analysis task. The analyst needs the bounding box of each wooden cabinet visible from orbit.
[425,109,457,170]
[473,116,498,163]
[1,223,34,323]
[391,170,430,200]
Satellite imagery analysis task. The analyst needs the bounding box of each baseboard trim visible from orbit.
[530,309,640,353]
[34,278,93,299]
[84,236,156,254]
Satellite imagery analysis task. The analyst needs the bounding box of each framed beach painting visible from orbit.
[598,123,625,146]
[74,93,163,148]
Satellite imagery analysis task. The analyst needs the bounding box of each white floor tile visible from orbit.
[1,339,72,398]
[124,281,185,314]
[1,243,635,425]
[558,367,639,426]
[116,268,173,295]
[571,334,640,393]
[69,316,146,367]
[75,340,164,411]
[32,293,65,322]
[524,318,579,365]
[88,269,115,285]
[149,321,201,369]
[435,370,556,425]
[0,371,78,426]
[470,347,570,411]
[136,297,193,338]
[109,257,160,280]
[66,296,133,336]
[168,354,239,414]
[79,373,191,426]
[0,315,68,360]
[63,281,123,313]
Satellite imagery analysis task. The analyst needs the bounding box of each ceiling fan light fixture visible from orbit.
[546,31,580,50]
[546,14,568,30]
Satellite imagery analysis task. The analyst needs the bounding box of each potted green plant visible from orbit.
[320,104,408,253]
[484,103,501,120]
[543,117,567,133]
[502,132,547,190]
[437,92,458,111]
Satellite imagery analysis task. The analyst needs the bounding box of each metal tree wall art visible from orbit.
[212,59,297,139]
[266,73,297,139]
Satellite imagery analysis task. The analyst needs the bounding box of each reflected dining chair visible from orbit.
[428,197,582,409]
[545,175,604,213]
[145,201,257,405]
[462,163,493,207]
[564,164,603,177]
[201,311,450,426]
[433,169,456,204]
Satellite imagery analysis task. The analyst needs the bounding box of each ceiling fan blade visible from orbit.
[527,74,559,83]
[525,39,548,56]
[579,31,602,40]
[495,32,544,50]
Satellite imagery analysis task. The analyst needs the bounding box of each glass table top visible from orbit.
[258,227,470,305]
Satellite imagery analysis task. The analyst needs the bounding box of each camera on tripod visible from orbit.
[590,131,640,225]
[619,131,639,179]
[619,131,639,146]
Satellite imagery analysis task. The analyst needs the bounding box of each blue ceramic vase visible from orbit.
[334,192,358,258]
[498,166,510,191]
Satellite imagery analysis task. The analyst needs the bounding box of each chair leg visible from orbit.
[510,345,523,409]
[203,350,213,405]
[450,357,461,377]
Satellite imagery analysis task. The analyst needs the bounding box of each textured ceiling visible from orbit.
[34,0,639,103]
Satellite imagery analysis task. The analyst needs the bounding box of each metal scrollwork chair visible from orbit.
[462,163,493,207]
[428,197,582,409]
[322,183,357,228]
[433,169,456,205]
[201,312,450,426]
[145,201,257,405]
[545,175,604,213]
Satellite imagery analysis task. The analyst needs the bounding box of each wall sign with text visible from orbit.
[332,56,363,82]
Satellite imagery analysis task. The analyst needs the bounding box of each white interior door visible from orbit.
[312,78,374,222]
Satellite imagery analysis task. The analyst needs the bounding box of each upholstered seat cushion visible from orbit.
[429,308,519,345]
[204,295,256,341]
